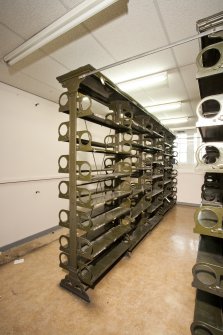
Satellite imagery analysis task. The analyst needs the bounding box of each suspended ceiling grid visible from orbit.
[0,0,222,128]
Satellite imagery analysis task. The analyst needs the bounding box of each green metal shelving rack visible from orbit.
[57,65,177,302]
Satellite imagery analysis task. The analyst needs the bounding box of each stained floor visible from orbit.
[0,205,198,335]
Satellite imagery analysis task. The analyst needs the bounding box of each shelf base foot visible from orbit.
[60,274,90,303]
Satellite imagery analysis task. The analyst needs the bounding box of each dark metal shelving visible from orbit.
[192,235,223,297]
[191,12,223,332]
[191,290,223,335]
[57,64,176,302]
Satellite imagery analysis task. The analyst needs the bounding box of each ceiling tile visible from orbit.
[84,0,169,60]
[42,24,114,69]
[135,70,188,107]
[104,50,176,83]
[59,0,83,10]
[172,40,199,67]
[6,49,69,90]
[179,63,200,100]
[0,0,67,39]
[156,0,223,41]
[0,24,24,58]
[0,61,63,102]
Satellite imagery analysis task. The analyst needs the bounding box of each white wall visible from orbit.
[177,169,203,205]
[0,82,110,248]
[174,129,204,205]
[0,82,67,247]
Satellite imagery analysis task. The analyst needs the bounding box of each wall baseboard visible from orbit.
[0,226,61,251]
[177,201,200,207]
[0,226,66,265]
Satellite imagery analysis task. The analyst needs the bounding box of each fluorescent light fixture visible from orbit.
[4,0,118,65]
[160,117,188,125]
[117,72,167,91]
[171,126,197,131]
[146,101,182,113]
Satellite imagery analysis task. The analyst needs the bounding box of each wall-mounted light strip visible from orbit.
[117,71,168,91]
[3,0,118,65]
[145,101,182,113]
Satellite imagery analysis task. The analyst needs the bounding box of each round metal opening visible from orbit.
[123,132,132,141]
[201,48,221,68]
[59,253,68,266]
[59,156,68,169]
[59,182,68,195]
[59,123,68,136]
[80,96,91,110]
[59,236,69,249]
[59,210,68,224]
[80,162,91,177]
[199,99,221,118]
[193,325,212,335]
[197,209,218,228]
[59,93,68,106]
[201,146,220,164]
[80,132,91,145]
[202,188,216,202]
[195,265,216,286]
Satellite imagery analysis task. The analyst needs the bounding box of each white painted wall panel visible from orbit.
[0,180,68,247]
[0,82,110,247]
[177,170,204,205]
[0,83,66,181]
[0,82,66,247]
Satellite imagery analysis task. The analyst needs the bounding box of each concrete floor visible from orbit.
[0,205,198,335]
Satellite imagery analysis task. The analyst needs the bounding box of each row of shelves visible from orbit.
[191,12,223,335]
[57,64,177,302]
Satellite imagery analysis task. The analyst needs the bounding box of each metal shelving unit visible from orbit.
[191,12,223,334]
[57,65,176,302]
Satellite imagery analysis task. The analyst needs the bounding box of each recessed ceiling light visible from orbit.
[117,72,167,91]
[160,117,188,125]
[146,101,182,113]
